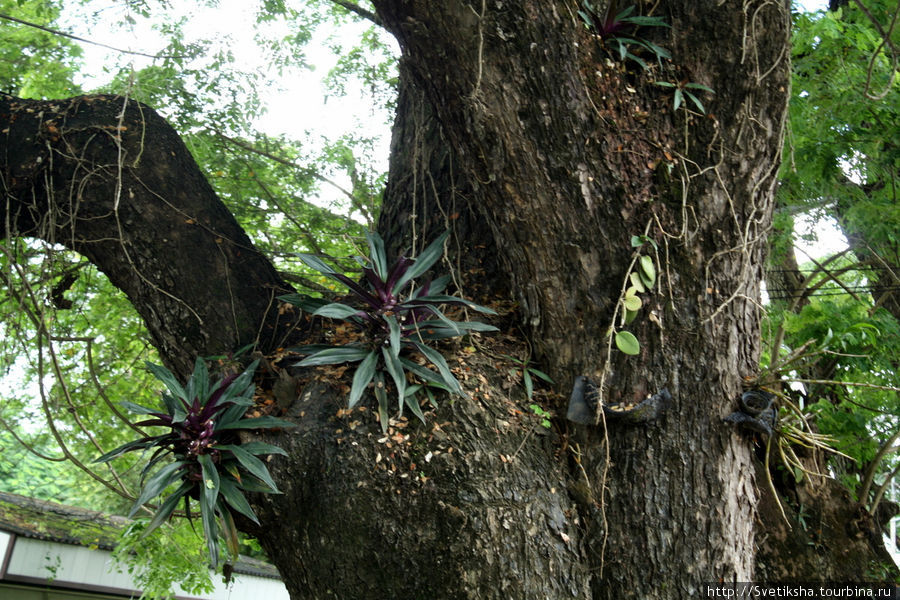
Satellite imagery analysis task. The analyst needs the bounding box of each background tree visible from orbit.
[757,2,900,574]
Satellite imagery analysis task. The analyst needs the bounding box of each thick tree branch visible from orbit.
[0,94,295,375]
[330,1,382,26]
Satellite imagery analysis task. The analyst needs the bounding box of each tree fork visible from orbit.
[0,93,293,375]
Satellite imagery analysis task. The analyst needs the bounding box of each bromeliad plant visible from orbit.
[284,230,497,431]
[95,358,294,568]
[577,1,671,70]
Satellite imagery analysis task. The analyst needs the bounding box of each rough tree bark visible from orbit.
[0,0,827,597]
[367,0,790,595]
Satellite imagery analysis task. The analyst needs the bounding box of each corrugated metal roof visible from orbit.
[0,491,281,580]
[0,491,125,550]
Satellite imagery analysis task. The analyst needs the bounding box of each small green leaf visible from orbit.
[624,308,639,324]
[94,437,157,463]
[236,441,288,457]
[296,346,370,366]
[365,231,389,279]
[413,342,465,397]
[639,39,671,60]
[119,400,164,416]
[640,255,656,287]
[392,230,450,294]
[313,303,360,319]
[188,357,210,406]
[408,294,497,314]
[673,88,683,112]
[278,293,330,313]
[623,295,642,312]
[217,416,296,430]
[349,351,378,408]
[129,461,187,517]
[527,367,554,384]
[630,272,646,293]
[373,371,389,433]
[295,253,337,276]
[214,360,259,406]
[385,314,402,358]
[141,481,192,538]
[413,320,499,340]
[381,346,407,409]
[403,386,427,424]
[145,362,188,402]
[198,492,219,567]
[684,91,705,114]
[684,82,714,93]
[623,50,648,70]
[218,476,260,524]
[615,331,641,355]
[228,445,280,492]
[524,369,534,400]
[198,453,220,511]
[399,358,452,390]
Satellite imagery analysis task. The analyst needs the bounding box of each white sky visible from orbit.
[59,0,394,168]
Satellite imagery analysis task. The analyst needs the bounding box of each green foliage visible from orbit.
[614,330,641,355]
[0,241,159,515]
[612,235,658,356]
[759,0,900,510]
[528,404,553,429]
[781,2,900,239]
[325,24,398,115]
[762,274,900,497]
[0,428,124,512]
[283,231,497,432]
[112,519,214,600]
[96,359,294,568]
[0,0,83,98]
[186,128,370,267]
[0,0,395,589]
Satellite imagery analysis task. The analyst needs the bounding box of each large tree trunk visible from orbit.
[364,0,790,595]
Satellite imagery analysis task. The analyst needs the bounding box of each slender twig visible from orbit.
[213,130,374,224]
[780,378,900,393]
[849,0,899,100]
[0,414,67,462]
[0,12,182,59]
[859,428,900,506]
[796,247,862,303]
[79,336,149,438]
[869,461,900,516]
[765,435,789,524]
